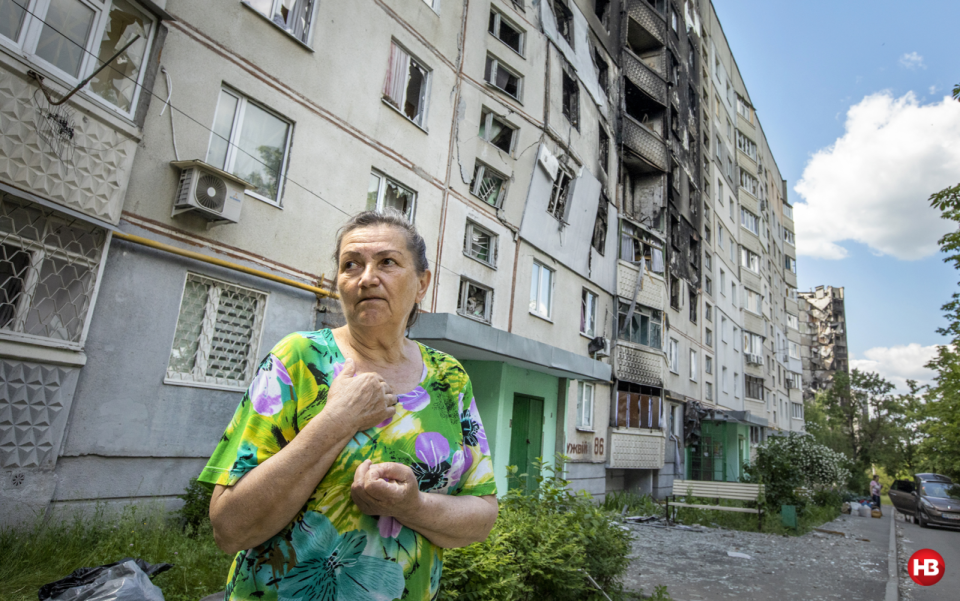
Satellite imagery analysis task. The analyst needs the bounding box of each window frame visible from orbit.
[243,0,317,45]
[736,130,758,161]
[740,207,760,235]
[165,272,269,392]
[367,170,418,221]
[2,0,159,119]
[580,287,598,337]
[553,0,574,47]
[206,86,293,207]
[457,277,494,324]
[488,7,525,56]
[484,54,523,101]
[745,287,762,315]
[463,220,498,267]
[783,228,796,246]
[547,167,574,221]
[382,40,432,129]
[529,260,555,320]
[785,255,797,274]
[470,161,508,207]
[561,64,579,129]
[739,170,760,197]
[689,349,698,381]
[740,246,760,273]
[478,107,517,154]
[577,381,595,430]
[792,402,804,419]
[705,354,713,375]
[617,301,662,349]
[668,338,679,373]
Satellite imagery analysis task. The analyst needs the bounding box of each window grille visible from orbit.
[166,274,267,390]
[0,195,107,346]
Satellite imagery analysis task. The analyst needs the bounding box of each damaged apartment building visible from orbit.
[798,286,849,399]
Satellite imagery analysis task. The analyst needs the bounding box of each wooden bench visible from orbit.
[666,480,765,529]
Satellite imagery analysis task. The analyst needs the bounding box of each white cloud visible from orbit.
[850,343,940,392]
[793,92,960,260]
[929,85,938,95]
[899,52,926,70]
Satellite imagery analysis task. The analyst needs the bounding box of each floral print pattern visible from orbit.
[198,330,496,601]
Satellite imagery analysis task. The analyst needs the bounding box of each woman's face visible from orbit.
[337,225,431,330]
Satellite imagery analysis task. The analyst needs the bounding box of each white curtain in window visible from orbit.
[383,43,409,107]
[651,248,664,273]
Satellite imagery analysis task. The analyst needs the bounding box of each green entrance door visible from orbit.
[508,395,544,493]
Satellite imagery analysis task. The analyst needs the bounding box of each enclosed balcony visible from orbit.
[608,429,665,469]
[626,0,667,51]
[623,115,668,172]
[615,342,664,387]
[623,48,667,107]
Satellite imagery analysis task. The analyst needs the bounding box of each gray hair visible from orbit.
[332,209,429,329]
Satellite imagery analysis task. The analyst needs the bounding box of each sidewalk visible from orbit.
[622,511,893,600]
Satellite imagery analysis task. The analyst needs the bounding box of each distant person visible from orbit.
[870,475,882,513]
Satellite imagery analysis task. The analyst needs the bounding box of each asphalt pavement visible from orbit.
[898,512,960,601]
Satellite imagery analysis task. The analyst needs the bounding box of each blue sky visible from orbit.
[713,0,960,389]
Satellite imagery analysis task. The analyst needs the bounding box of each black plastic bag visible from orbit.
[38,558,173,601]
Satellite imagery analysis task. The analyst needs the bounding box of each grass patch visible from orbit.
[671,497,841,536]
[0,504,232,601]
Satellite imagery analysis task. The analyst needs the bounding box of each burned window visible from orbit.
[594,47,609,95]
[553,0,574,47]
[470,162,507,207]
[619,221,664,273]
[594,0,610,27]
[458,278,493,323]
[670,275,680,309]
[689,288,697,323]
[562,66,579,129]
[383,41,429,127]
[479,108,516,153]
[591,196,608,255]
[488,9,524,54]
[598,126,609,173]
[616,381,663,429]
[670,214,680,248]
[484,55,522,100]
[548,168,573,221]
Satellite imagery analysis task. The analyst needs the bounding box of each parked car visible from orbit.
[889,473,960,528]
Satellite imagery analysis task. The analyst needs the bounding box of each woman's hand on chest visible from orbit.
[351,459,422,519]
[322,358,398,432]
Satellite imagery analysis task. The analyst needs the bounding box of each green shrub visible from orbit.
[743,433,850,512]
[440,455,633,601]
[600,490,664,517]
[176,478,213,535]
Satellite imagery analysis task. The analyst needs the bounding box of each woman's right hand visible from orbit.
[323,358,397,432]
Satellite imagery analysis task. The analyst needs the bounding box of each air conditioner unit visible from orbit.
[171,160,252,225]
[589,336,611,358]
[745,353,764,366]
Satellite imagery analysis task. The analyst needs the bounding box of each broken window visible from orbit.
[488,9,524,54]
[479,108,516,153]
[736,130,758,161]
[739,170,760,197]
[530,261,554,318]
[594,0,610,27]
[249,0,315,42]
[594,47,609,95]
[581,288,598,336]
[689,288,697,323]
[740,207,760,235]
[367,171,417,220]
[618,302,662,348]
[548,168,573,221]
[670,276,680,309]
[740,247,760,272]
[598,126,609,173]
[383,41,430,127]
[207,87,292,205]
[619,221,664,273]
[671,8,678,31]
[670,214,680,248]
[562,65,579,129]
[745,375,764,400]
[484,55,522,100]
[470,162,507,207]
[591,197,607,255]
[615,381,662,429]
[553,0,574,47]
[463,220,497,266]
[458,278,493,323]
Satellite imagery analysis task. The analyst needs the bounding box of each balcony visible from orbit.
[626,0,666,50]
[617,260,664,309]
[608,429,665,469]
[623,49,667,106]
[615,342,663,387]
[623,116,668,172]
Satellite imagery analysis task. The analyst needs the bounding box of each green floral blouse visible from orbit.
[198,329,497,601]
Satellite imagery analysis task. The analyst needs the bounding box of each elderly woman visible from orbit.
[198,210,498,601]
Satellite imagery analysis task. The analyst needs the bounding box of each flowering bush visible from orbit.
[743,433,851,511]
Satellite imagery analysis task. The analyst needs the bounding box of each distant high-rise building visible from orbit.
[798,286,849,399]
